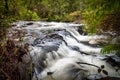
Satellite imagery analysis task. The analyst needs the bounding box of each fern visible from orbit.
[101,44,120,54]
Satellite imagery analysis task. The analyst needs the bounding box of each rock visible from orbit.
[89,40,98,44]
[26,22,33,25]
[11,24,17,26]
[111,36,120,44]
[78,27,87,35]
[34,33,63,46]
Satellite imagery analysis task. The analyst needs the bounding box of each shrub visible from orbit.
[19,10,40,21]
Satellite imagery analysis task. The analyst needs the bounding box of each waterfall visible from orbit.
[11,21,120,80]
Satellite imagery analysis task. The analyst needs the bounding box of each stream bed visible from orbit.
[8,21,120,80]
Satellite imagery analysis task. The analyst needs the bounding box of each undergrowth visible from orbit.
[0,40,32,80]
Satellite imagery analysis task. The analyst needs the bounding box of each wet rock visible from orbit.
[69,46,80,52]
[80,41,101,48]
[57,29,71,36]
[78,27,87,35]
[34,33,63,46]
[89,40,98,44]
[33,34,64,53]
[26,22,34,25]
[111,36,120,44]
[11,24,17,26]
[106,57,120,67]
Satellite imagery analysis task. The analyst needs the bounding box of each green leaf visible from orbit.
[101,44,120,54]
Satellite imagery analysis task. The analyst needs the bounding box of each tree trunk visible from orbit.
[4,0,9,14]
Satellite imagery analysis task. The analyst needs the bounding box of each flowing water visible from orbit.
[10,21,120,80]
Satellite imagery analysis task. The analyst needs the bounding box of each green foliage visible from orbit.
[0,0,84,22]
[99,10,120,35]
[82,0,120,54]
[82,0,120,34]
[62,11,81,22]
[19,10,40,20]
[31,0,83,21]
[101,44,120,54]
[82,9,105,33]
[0,0,120,33]
[0,18,10,28]
[63,14,75,22]
[0,16,13,40]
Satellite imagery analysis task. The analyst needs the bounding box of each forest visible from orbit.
[0,0,120,80]
[1,0,120,34]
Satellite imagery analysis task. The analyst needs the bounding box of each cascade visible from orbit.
[10,21,120,80]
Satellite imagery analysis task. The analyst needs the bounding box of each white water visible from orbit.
[11,21,120,80]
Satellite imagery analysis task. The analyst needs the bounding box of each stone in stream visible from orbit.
[26,22,34,25]
[77,27,87,35]
[34,33,64,47]
[111,36,120,44]
[106,57,120,68]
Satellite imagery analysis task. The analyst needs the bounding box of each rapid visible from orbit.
[10,21,120,80]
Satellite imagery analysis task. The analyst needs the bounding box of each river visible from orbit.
[9,21,120,80]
